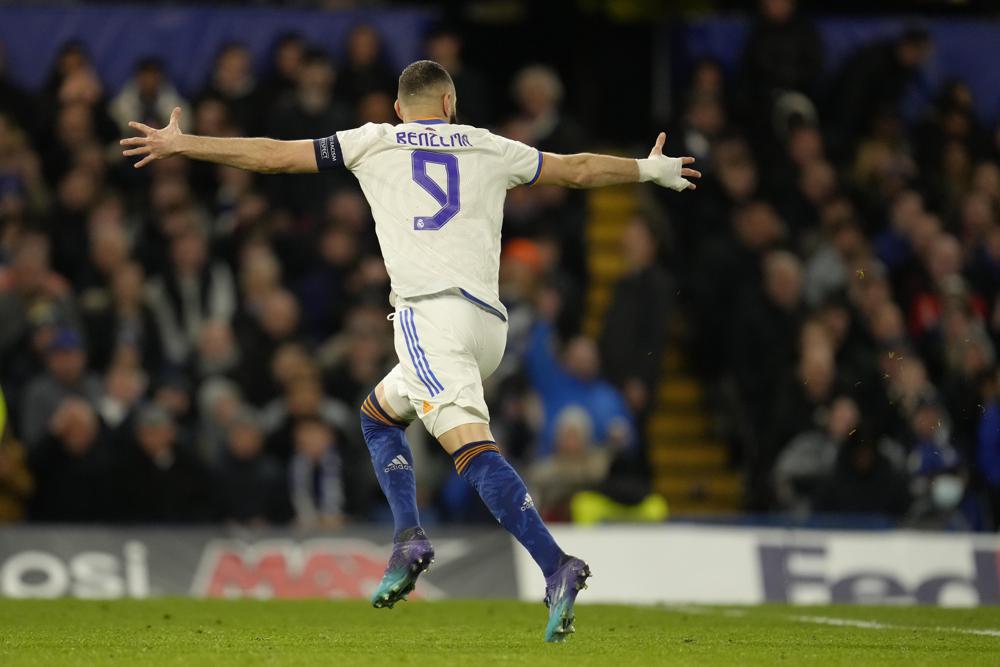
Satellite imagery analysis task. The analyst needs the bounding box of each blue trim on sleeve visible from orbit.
[313,133,345,171]
[459,289,508,322]
[526,150,543,186]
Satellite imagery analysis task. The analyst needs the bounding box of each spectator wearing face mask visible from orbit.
[905,441,980,531]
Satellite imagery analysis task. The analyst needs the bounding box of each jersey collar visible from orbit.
[411,118,447,125]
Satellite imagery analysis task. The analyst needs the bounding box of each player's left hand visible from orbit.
[120,106,184,169]
[645,131,701,191]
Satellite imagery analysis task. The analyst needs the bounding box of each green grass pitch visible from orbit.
[1,599,998,665]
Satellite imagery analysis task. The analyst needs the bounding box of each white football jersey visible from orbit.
[313,120,541,320]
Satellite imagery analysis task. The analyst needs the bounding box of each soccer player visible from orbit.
[121,60,700,641]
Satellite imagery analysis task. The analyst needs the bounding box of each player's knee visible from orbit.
[437,421,495,455]
[360,388,409,430]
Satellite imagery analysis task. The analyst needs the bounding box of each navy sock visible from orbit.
[360,392,419,542]
[453,441,565,577]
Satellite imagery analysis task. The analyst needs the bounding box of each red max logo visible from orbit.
[190,539,438,600]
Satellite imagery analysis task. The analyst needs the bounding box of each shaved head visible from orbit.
[399,59,454,99]
[396,60,457,122]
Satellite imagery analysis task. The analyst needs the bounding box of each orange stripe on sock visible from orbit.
[453,441,500,468]
[454,445,490,470]
[361,400,392,426]
[454,444,500,474]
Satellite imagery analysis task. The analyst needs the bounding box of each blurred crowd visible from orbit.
[662,0,1000,530]
[3,2,1000,533]
[0,24,648,528]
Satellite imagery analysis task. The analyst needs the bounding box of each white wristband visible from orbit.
[636,158,656,183]
[637,155,689,191]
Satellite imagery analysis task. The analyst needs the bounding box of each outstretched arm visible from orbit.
[534,132,700,191]
[120,107,317,174]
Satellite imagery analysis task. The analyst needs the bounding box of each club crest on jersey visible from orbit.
[384,455,412,473]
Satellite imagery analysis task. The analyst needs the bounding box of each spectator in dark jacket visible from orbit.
[27,398,111,521]
[737,0,823,149]
[335,25,396,108]
[146,224,237,367]
[829,28,933,152]
[82,261,164,374]
[114,404,212,523]
[214,409,289,525]
[599,214,671,433]
[814,429,910,517]
[21,328,102,446]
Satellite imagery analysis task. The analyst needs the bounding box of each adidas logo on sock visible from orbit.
[384,455,412,473]
[520,493,535,511]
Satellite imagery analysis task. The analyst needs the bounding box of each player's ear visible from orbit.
[393,99,404,122]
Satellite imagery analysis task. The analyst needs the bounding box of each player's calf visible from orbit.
[359,390,420,541]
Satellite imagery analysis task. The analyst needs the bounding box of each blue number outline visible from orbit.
[411,150,460,231]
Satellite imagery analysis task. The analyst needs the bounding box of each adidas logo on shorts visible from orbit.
[384,455,412,473]
[520,493,535,512]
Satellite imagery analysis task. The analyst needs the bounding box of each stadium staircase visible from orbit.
[584,186,742,516]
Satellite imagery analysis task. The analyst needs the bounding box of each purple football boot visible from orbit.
[543,556,591,642]
[371,529,434,609]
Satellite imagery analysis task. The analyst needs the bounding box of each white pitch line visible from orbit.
[661,605,1000,639]
[791,614,1000,638]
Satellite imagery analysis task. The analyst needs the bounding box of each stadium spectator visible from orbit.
[828,27,933,154]
[288,417,347,528]
[114,403,212,523]
[146,223,237,367]
[730,250,806,490]
[906,429,980,531]
[263,372,353,463]
[27,397,111,521]
[813,428,911,517]
[109,58,190,137]
[3,20,1000,532]
[235,288,303,406]
[82,261,164,374]
[95,361,147,433]
[511,64,584,154]
[335,24,396,108]
[267,49,352,214]
[214,408,289,525]
[527,406,612,521]
[738,0,824,115]
[599,214,672,437]
[320,303,394,408]
[424,28,491,126]
[524,314,634,457]
[20,328,102,447]
[199,43,259,132]
[773,395,860,514]
[258,33,307,104]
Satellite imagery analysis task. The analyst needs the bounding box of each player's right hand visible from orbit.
[643,131,701,191]
[120,106,184,169]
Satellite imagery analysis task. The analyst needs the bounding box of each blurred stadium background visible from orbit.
[1,0,1000,611]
